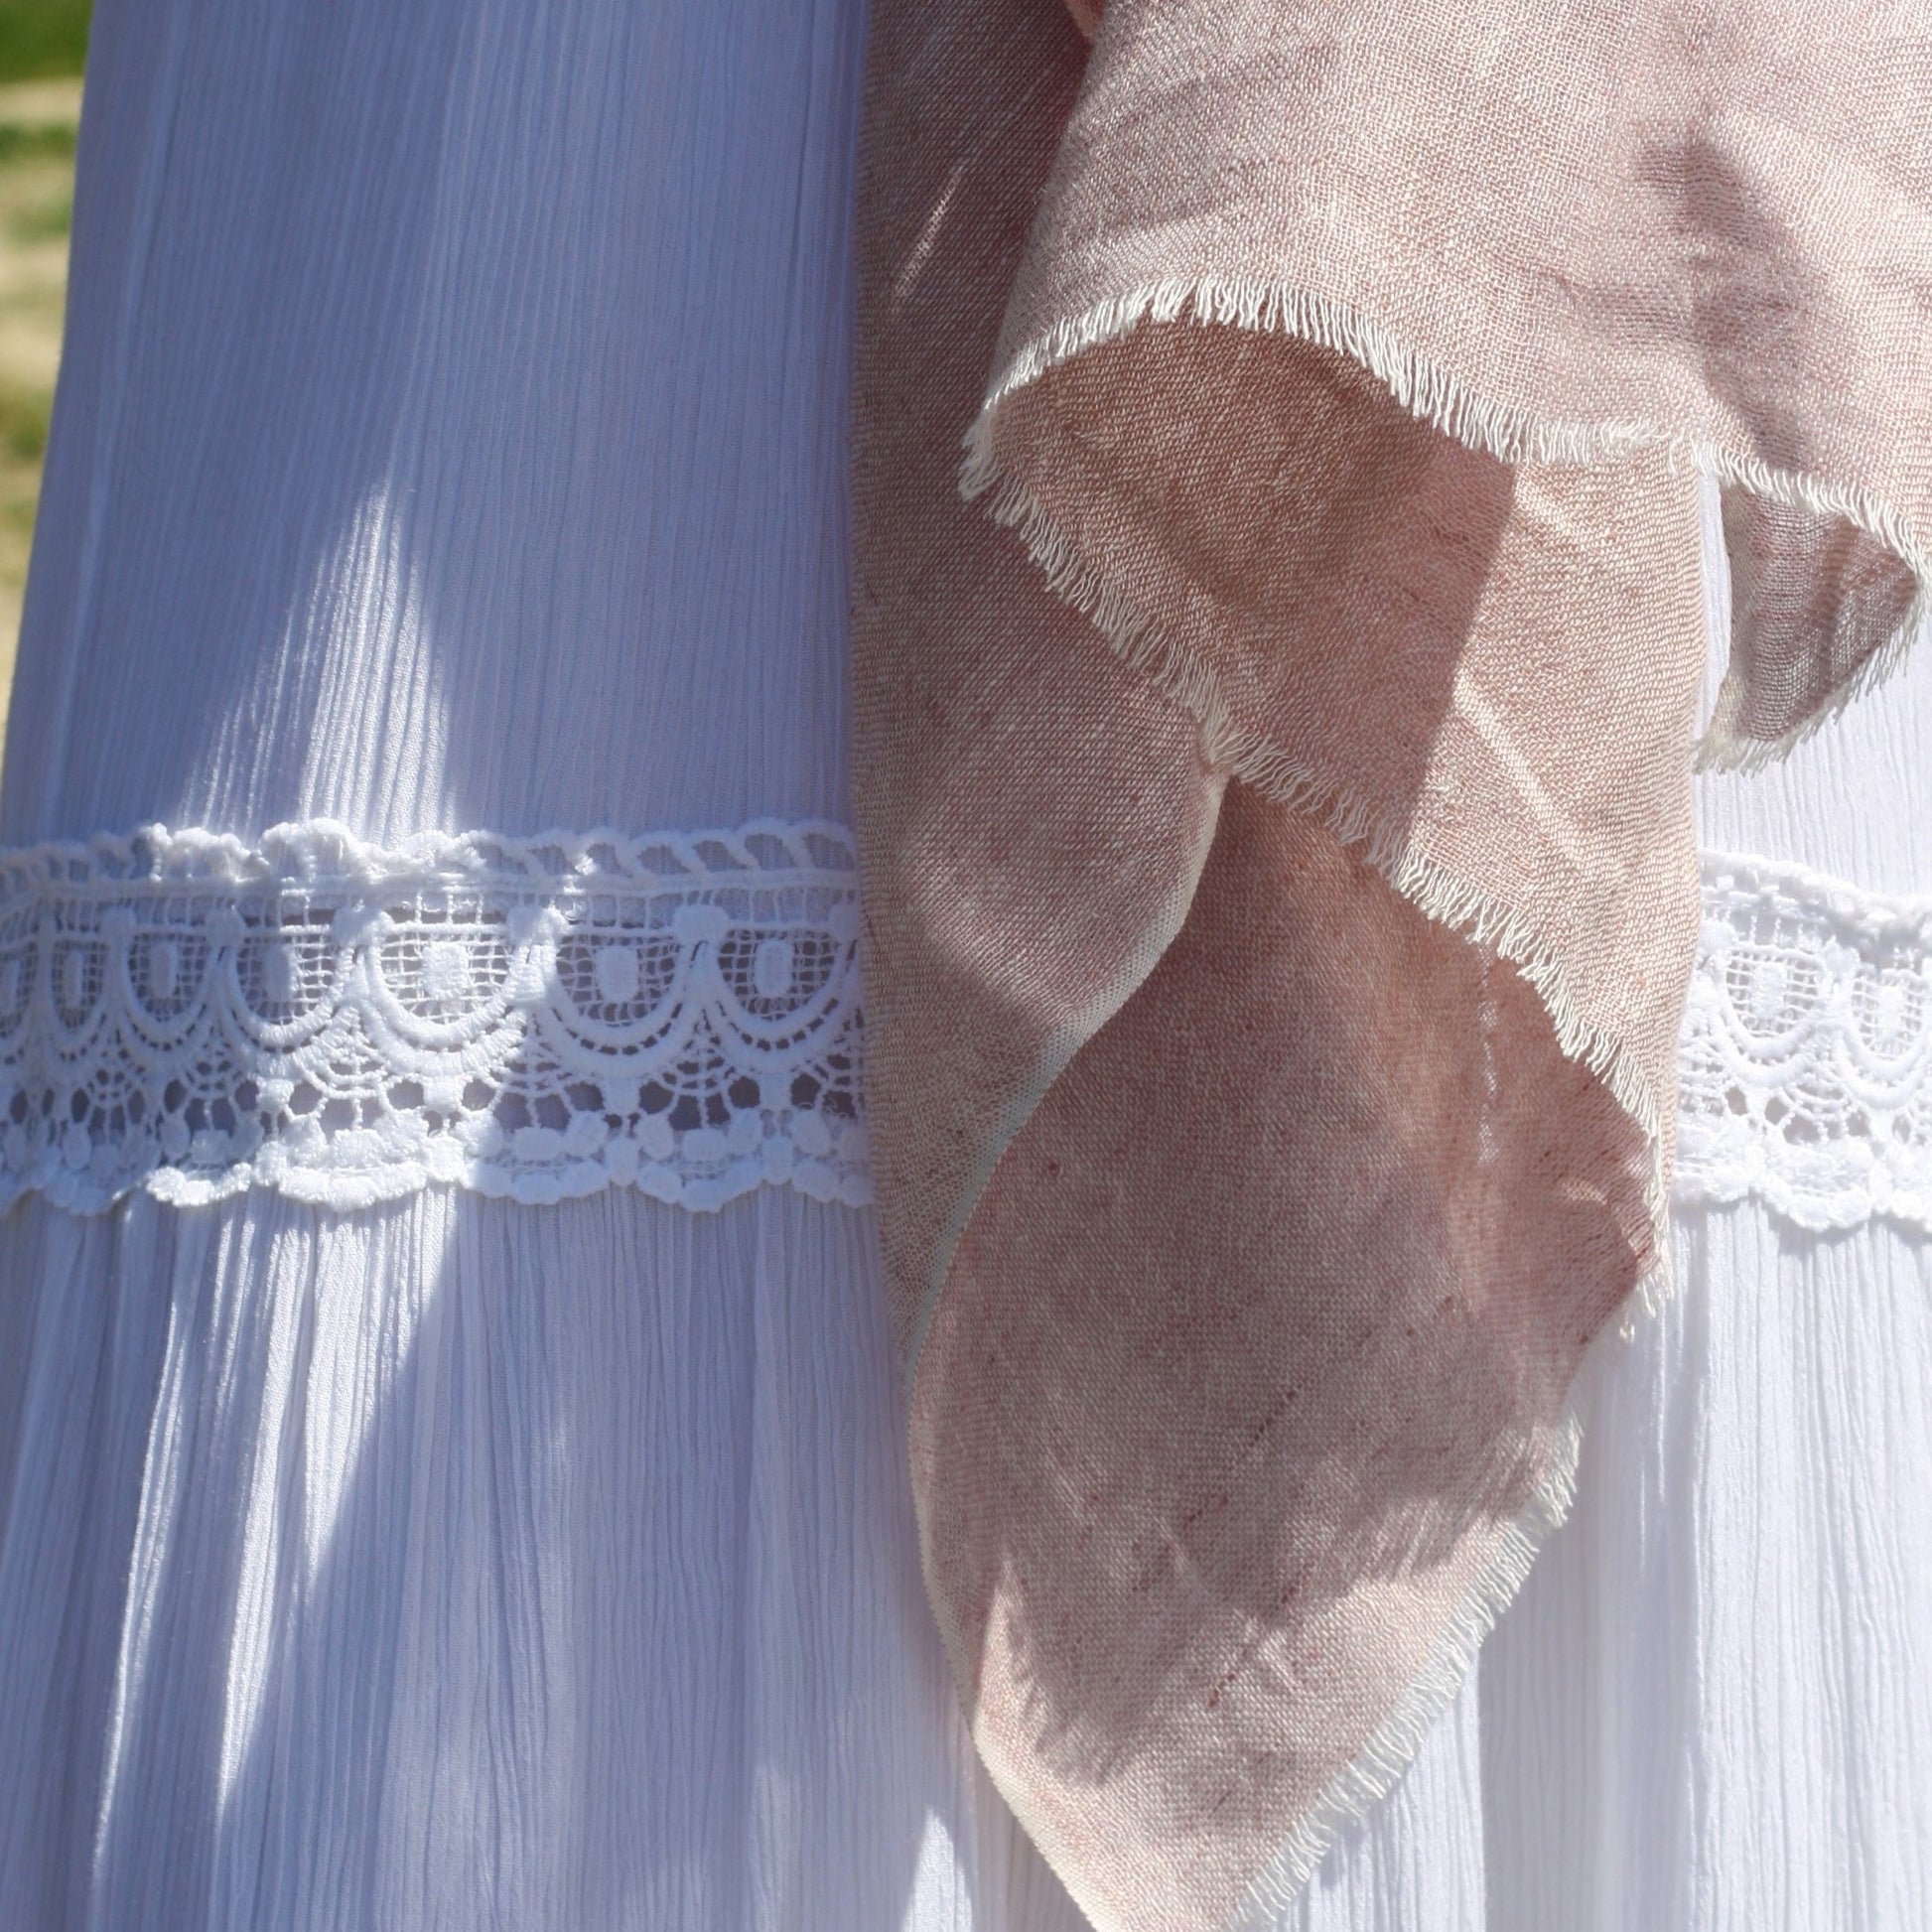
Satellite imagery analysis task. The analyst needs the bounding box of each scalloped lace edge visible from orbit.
[1676,849,1932,1233]
[2,823,1917,1234]
[0,817,869,1216]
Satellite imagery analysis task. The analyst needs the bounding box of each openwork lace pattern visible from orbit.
[0,820,867,1215]
[1677,855,1932,1231]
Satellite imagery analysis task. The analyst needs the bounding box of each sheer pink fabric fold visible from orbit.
[851,5,1932,1927]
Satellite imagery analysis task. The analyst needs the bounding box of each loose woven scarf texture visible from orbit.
[851,4,1932,1926]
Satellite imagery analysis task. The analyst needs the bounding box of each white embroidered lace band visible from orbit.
[1678,853,1932,1233]
[0,823,1918,1231]
[0,819,867,1214]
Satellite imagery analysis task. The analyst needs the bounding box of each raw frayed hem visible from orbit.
[962,274,1931,780]
[1694,577,1931,774]
[1227,1399,1587,1926]
[1234,1209,1683,1925]
[949,1356,1654,1932]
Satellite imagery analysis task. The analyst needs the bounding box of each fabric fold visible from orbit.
[852,3,1932,1927]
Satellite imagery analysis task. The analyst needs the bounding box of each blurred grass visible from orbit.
[0,0,86,762]
[0,0,88,85]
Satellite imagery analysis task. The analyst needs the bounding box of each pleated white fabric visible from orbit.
[2,0,1931,1927]
[0,1191,983,1932]
[0,0,859,845]
[1483,1204,1932,1932]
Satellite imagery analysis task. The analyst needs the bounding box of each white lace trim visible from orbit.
[0,819,868,1215]
[1678,853,1932,1232]
[8,821,1917,1231]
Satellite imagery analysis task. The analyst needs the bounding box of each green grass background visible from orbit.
[0,0,89,83]
[0,0,86,753]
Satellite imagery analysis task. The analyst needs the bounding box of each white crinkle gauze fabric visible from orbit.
[0,1187,1016,1932]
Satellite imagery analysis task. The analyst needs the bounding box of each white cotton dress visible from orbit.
[1,3,1929,1929]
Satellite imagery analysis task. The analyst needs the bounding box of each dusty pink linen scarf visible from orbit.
[851,4,1932,1926]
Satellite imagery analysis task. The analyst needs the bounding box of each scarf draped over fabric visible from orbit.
[851,5,1932,1926]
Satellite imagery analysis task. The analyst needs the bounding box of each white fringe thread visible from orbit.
[946,1397,1595,1932]
[1230,1399,1588,1925]
[961,274,1932,777]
